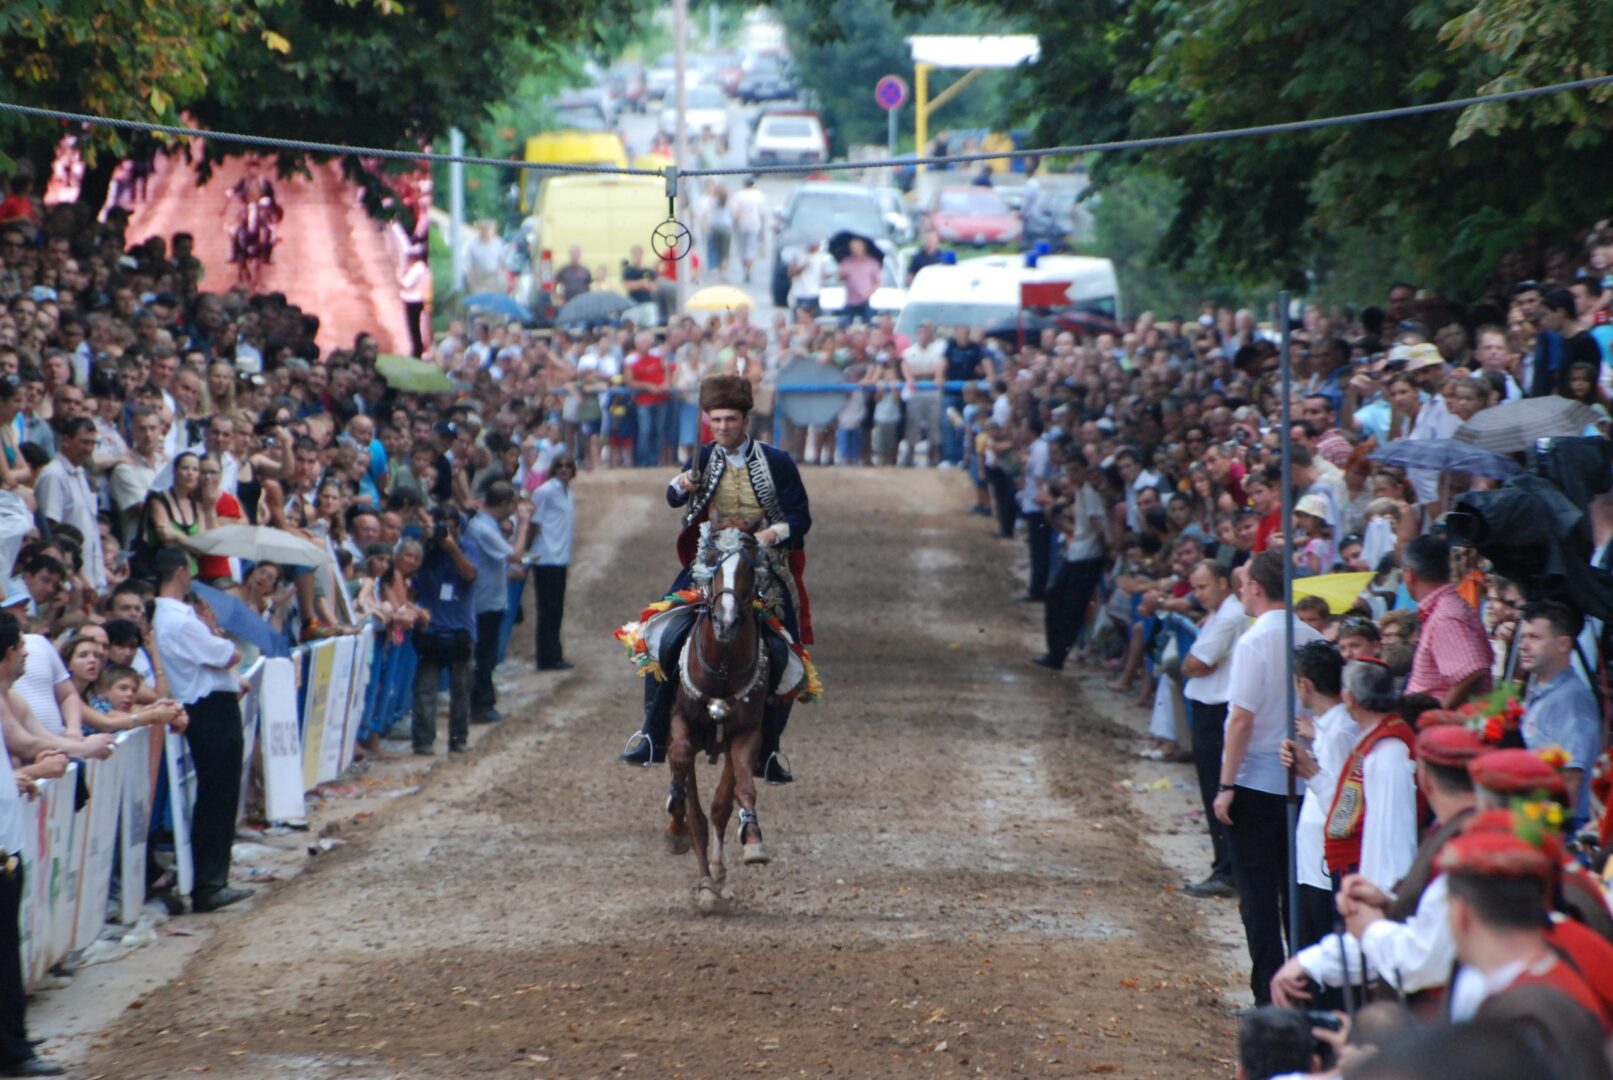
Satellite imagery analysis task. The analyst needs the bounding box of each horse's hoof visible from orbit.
[695,878,725,914]
[742,842,770,866]
[711,859,727,886]
[664,831,691,855]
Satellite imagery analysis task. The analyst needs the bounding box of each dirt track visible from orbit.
[83,470,1237,1078]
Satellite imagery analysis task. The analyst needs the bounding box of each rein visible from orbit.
[681,539,765,704]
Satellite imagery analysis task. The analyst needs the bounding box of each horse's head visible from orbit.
[699,518,762,643]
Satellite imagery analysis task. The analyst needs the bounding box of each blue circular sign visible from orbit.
[874,75,908,112]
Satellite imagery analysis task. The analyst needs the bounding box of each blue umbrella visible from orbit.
[1368,438,1521,480]
[462,293,533,323]
[194,582,292,659]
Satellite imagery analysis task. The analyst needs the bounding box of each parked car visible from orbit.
[749,110,828,167]
[646,54,678,102]
[551,90,613,132]
[738,57,796,104]
[659,84,729,140]
[703,50,745,96]
[769,182,895,308]
[924,185,1022,247]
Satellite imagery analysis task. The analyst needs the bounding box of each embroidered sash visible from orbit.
[1324,719,1416,876]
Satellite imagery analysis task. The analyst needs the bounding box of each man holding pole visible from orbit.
[1214,550,1323,1004]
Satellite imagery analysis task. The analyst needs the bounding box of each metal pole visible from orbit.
[1278,289,1301,954]
[673,0,690,314]
[709,1,719,50]
[888,105,898,162]
[448,126,465,293]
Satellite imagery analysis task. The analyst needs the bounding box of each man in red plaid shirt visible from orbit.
[1403,535,1493,708]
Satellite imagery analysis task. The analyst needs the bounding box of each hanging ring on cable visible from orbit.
[652,218,692,261]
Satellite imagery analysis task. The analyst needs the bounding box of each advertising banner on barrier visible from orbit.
[301,642,337,791]
[338,631,374,775]
[164,729,198,898]
[19,772,53,986]
[119,726,152,927]
[45,761,82,970]
[259,656,306,823]
[317,635,355,785]
[73,754,122,951]
[237,659,265,825]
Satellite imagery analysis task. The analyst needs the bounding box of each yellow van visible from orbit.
[520,131,630,210]
[532,174,665,295]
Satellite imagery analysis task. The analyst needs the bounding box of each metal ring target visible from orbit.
[651,218,693,261]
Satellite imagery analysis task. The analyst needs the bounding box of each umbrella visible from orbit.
[187,525,332,568]
[193,582,291,659]
[984,313,1054,340]
[826,230,884,265]
[1291,572,1374,615]
[685,285,754,313]
[1452,398,1599,454]
[375,353,454,394]
[555,290,632,326]
[461,293,533,322]
[1368,438,1522,480]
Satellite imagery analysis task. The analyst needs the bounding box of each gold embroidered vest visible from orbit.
[712,459,764,522]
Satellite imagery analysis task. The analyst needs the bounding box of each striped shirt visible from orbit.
[1407,584,1493,702]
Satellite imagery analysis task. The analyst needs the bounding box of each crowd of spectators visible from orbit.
[0,164,579,1076]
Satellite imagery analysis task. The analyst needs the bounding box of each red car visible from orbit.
[926,185,1022,247]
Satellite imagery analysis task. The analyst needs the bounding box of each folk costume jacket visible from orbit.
[669,439,814,643]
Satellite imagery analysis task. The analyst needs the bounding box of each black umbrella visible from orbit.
[984,313,1054,340]
[827,230,884,265]
[555,290,633,326]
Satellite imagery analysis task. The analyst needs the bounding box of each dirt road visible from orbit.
[84,471,1236,1078]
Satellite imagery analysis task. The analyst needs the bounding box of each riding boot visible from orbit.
[620,618,692,766]
[758,698,794,784]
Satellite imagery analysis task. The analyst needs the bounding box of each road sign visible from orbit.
[874,75,908,112]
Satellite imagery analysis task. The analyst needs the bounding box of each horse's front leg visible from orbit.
[730,721,770,866]
[671,697,722,913]
[709,743,736,887]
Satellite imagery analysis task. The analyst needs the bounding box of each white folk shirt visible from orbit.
[1183,593,1246,706]
[0,716,22,855]
[35,456,106,591]
[1297,873,1455,994]
[1226,609,1324,794]
[152,597,239,704]
[1295,702,1361,890]
[1351,728,1421,892]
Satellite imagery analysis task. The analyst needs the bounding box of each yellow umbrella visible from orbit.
[1292,572,1373,615]
[685,285,754,313]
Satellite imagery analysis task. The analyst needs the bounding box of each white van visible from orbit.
[895,254,1119,338]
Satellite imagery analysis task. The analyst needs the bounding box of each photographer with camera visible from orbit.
[408,503,480,755]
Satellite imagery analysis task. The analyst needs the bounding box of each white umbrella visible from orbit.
[187,525,332,568]
[1452,398,1598,454]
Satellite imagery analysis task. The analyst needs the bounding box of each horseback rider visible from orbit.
[621,373,812,784]
[222,156,281,265]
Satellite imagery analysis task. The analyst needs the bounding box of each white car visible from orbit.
[659,85,729,140]
[749,111,827,167]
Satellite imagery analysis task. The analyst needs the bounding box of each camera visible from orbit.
[425,506,457,549]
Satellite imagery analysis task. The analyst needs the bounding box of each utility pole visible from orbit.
[674,0,690,314]
[448,126,465,293]
[709,1,719,50]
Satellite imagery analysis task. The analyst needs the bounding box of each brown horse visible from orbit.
[665,521,771,913]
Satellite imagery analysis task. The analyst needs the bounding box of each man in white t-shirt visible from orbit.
[1033,460,1106,670]
[900,322,947,466]
[1214,551,1323,1005]
[1180,559,1245,899]
[12,632,84,738]
[730,179,767,285]
[787,240,833,312]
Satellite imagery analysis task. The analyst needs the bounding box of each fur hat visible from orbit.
[700,374,753,415]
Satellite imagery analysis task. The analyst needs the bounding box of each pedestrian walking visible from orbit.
[532,454,576,670]
[151,548,251,914]
[731,178,767,285]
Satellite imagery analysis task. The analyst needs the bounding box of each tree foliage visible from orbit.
[0,0,643,212]
[947,0,1613,299]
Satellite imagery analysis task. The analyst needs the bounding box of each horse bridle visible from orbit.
[685,540,765,700]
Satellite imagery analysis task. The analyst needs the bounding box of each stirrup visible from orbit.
[762,750,794,785]
[620,730,657,766]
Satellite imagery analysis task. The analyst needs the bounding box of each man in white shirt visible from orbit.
[1214,550,1324,1004]
[151,548,250,914]
[111,405,168,545]
[531,455,576,670]
[1279,643,1359,971]
[1016,419,1053,601]
[11,631,84,739]
[1033,460,1106,671]
[35,417,106,592]
[0,612,71,1077]
[1272,723,1482,1011]
[787,240,833,312]
[1180,559,1246,899]
[730,179,767,285]
[899,322,947,467]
